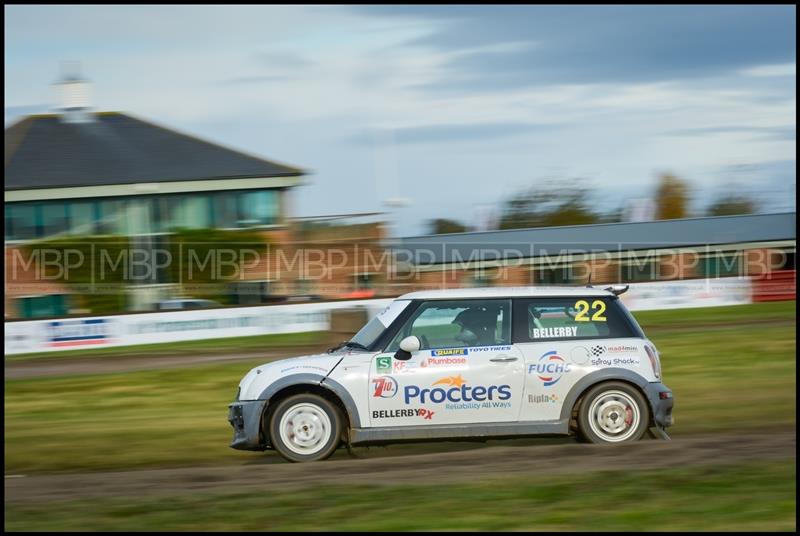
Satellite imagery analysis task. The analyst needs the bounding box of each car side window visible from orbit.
[513,297,636,342]
[387,299,512,351]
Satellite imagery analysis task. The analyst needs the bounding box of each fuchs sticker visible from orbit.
[528,350,571,386]
[372,376,399,398]
[431,348,469,357]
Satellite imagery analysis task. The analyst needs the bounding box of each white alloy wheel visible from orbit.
[278,402,333,456]
[587,390,640,442]
[577,382,650,444]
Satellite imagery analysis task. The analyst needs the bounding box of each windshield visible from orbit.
[348,300,411,349]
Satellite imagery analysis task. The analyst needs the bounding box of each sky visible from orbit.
[4,5,796,236]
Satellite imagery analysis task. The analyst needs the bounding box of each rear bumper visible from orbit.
[643,382,674,429]
[228,400,268,451]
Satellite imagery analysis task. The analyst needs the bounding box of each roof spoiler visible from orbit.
[604,284,629,296]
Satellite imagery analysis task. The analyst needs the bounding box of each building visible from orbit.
[5,76,795,319]
[5,75,307,316]
[391,212,796,291]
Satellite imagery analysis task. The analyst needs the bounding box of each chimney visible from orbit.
[53,61,94,123]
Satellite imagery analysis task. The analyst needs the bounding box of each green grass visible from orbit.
[4,302,796,474]
[632,300,796,330]
[4,459,795,531]
[4,331,326,362]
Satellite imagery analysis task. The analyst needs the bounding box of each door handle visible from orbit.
[490,355,518,363]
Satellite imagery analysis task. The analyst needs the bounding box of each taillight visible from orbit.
[644,344,661,379]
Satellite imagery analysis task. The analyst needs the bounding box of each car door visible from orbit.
[513,296,647,423]
[368,298,524,427]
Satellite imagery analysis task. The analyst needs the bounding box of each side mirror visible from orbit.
[394,335,420,361]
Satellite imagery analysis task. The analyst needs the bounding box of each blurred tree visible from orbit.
[28,229,269,314]
[165,228,269,304]
[654,173,690,220]
[429,218,467,234]
[498,179,601,229]
[706,194,758,216]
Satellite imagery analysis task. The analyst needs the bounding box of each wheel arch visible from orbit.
[560,368,652,426]
[258,374,361,434]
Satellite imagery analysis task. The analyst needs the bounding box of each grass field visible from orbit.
[5,459,795,531]
[4,301,796,474]
[5,302,796,532]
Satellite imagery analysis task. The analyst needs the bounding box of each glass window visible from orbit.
[471,268,494,287]
[212,192,239,228]
[296,277,312,295]
[355,273,373,290]
[238,190,277,227]
[19,295,68,319]
[5,205,14,240]
[40,202,69,238]
[169,195,210,230]
[69,201,97,236]
[388,299,511,351]
[701,253,742,278]
[7,203,38,240]
[97,199,128,235]
[152,196,170,233]
[533,266,576,285]
[514,297,637,342]
[126,199,155,235]
[623,260,657,283]
[185,195,211,229]
[350,299,411,349]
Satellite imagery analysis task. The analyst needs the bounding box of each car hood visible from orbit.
[237,351,346,401]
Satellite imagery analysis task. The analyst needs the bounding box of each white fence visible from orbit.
[4,278,753,356]
[4,299,393,356]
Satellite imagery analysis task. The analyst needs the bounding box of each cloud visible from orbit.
[352,121,560,145]
[353,5,797,91]
[218,75,289,86]
[662,125,796,142]
[4,5,796,235]
[740,63,796,77]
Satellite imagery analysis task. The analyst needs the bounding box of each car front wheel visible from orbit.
[269,393,343,462]
[577,382,650,444]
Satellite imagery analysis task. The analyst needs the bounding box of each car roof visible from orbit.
[397,286,615,300]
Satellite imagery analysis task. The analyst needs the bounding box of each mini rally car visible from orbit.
[228,286,674,462]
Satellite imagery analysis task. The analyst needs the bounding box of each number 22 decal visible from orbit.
[574,300,607,322]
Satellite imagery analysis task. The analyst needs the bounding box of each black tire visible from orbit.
[577,381,650,444]
[269,393,344,463]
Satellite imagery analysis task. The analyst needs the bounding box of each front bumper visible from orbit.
[228,400,268,451]
[643,382,675,429]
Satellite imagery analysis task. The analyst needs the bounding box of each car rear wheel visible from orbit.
[269,393,343,462]
[577,382,649,444]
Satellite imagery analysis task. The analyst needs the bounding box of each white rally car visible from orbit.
[228,286,674,462]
